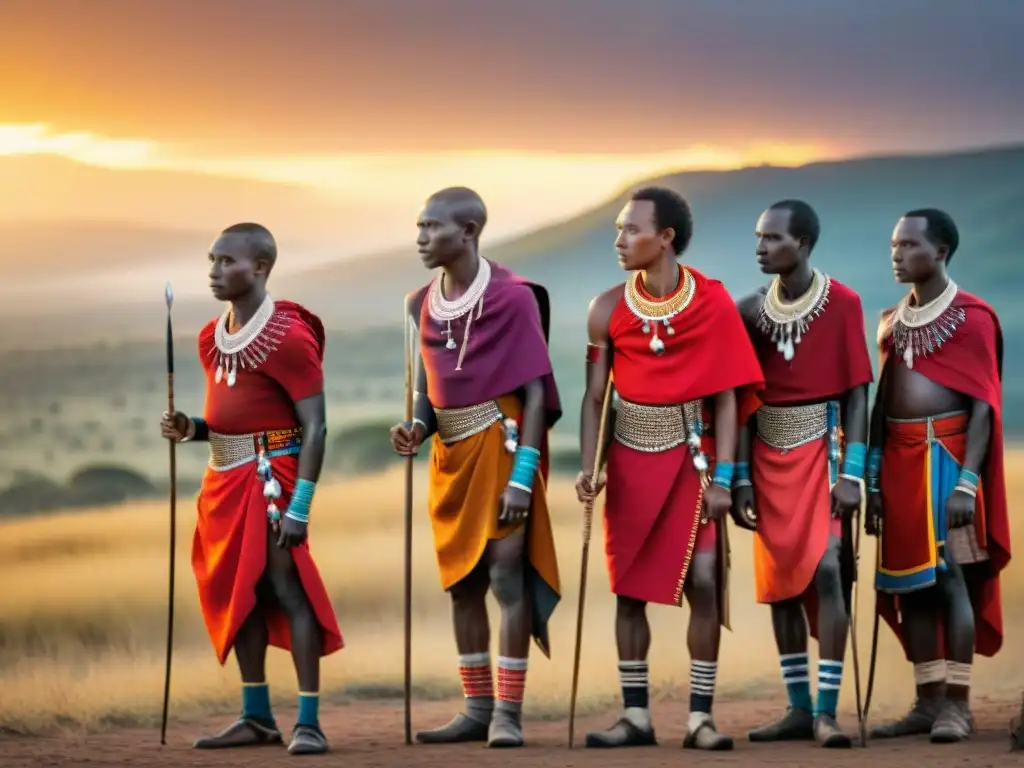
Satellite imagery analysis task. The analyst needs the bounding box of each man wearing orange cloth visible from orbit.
[576,186,764,751]
[389,187,562,749]
[160,223,343,756]
[733,200,874,748]
[866,209,1010,743]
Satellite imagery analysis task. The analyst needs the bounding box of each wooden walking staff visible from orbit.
[160,282,177,745]
[402,302,416,745]
[567,374,614,749]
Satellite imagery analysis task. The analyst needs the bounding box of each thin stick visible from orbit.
[849,482,865,746]
[568,375,614,749]
[862,535,882,745]
[402,306,415,746]
[160,282,176,746]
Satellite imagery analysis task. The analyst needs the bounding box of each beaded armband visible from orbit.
[712,461,735,490]
[955,468,980,498]
[585,343,604,364]
[866,446,882,493]
[733,461,752,489]
[508,446,541,493]
[285,478,316,524]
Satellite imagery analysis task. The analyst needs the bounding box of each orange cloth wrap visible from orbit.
[426,393,561,656]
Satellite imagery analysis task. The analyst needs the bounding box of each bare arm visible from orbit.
[579,290,616,476]
[959,398,992,481]
[293,393,328,483]
[713,389,738,466]
[411,347,437,439]
[518,378,546,453]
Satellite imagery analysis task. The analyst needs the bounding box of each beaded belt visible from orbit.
[614,399,704,453]
[433,401,503,445]
[208,427,303,471]
[756,403,828,451]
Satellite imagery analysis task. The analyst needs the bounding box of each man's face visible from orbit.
[416,199,468,270]
[891,216,942,284]
[207,233,264,301]
[614,200,672,271]
[754,208,802,275]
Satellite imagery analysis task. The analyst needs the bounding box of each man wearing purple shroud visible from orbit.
[389,187,563,749]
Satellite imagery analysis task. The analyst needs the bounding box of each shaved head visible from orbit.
[426,186,488,240]
[416,187,489,269]
[220,222,277,270]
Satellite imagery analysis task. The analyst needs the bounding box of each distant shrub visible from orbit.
[329,420,427,476]
[66,465,157,507]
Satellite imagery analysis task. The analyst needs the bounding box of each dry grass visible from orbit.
[1,457,1023,734]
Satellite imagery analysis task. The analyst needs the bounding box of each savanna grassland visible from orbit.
[1,458,1023,736]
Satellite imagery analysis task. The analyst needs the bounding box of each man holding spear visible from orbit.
[734,200,874,748]
[576,187,764,751]
[389,187,563,748]
[160,222,343,756]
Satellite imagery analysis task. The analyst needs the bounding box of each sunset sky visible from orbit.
[1,0,1023,257]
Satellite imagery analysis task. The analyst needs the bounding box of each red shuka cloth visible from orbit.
[192,300,344,665]
[875,289,1010,658]
[603,266,765,605]
[748,279,874,638]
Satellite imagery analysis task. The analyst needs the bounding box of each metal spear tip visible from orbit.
[165,281,174,308]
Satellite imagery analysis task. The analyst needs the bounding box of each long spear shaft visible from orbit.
[160,282,177,745]
[402,306,415,745]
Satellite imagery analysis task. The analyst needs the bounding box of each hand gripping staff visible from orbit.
[567,374,614,748]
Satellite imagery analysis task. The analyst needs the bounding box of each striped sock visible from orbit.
[458,652,494,724]
[297,691,319,727]
[618,660,649,709]
[689,660,717,714]
[241,681,273,722]
[496,656,528,714]
[780,653,812,712]
[816,659,843,717]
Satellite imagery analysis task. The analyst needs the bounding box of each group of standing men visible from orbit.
[161,184,1010,756]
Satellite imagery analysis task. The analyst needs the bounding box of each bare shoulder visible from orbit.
[735,286,768,325]
[586,283,624,342]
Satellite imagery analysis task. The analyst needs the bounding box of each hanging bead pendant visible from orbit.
[649,333,665,355]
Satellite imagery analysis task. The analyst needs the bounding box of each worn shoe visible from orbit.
[415,712,489,744]
[487,707,523,748]
[930,699,974,743]
[870,697,943,739]
[585,717,657,748]
[682,712,733,751]
[814,713,852,748]
[192,717,283,749]
[287,724,329,755]
[748,707,814,742]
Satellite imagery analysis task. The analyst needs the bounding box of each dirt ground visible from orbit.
[2,695,1022,768]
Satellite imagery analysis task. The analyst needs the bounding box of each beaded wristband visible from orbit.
[509,446,541,493]
[841,442,867,479]
[734,462,750,482]
[958,468,980,488]
[712,461,734,490]
[285,478,316,524]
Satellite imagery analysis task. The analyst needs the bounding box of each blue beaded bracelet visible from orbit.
[712,461,734,490]
[285,478,316,524]
[734,462,750,482]
[509,446,541,492]
[842,442,867,479]
[958,468,980,487]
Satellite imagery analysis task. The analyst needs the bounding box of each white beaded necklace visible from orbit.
[883,279,964,370]
[427,258,491,369]
[212,294,285,386]
[756,269,831,361]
